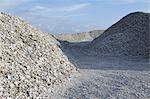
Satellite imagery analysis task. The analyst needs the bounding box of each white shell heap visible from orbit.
[0,12,76,98]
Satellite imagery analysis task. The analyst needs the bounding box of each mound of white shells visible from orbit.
[0,12,76,98]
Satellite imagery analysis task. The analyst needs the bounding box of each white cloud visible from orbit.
[95,0,149,4]
[59,3,90,12]
[0,0,33,9]
[29,6,52,13]
[120,0,149,3]
[30,3,90,13]
[111,0,150,4]
[18,3,91,34]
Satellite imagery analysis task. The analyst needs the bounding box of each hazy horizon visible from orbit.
[0,0,149,34]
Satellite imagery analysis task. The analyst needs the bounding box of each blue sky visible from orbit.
[0,0,149,34]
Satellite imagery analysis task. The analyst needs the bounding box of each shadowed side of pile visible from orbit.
[58,12,150,71]
[90,12,150,58]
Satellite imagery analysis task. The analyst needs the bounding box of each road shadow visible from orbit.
[58,40,150,71]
